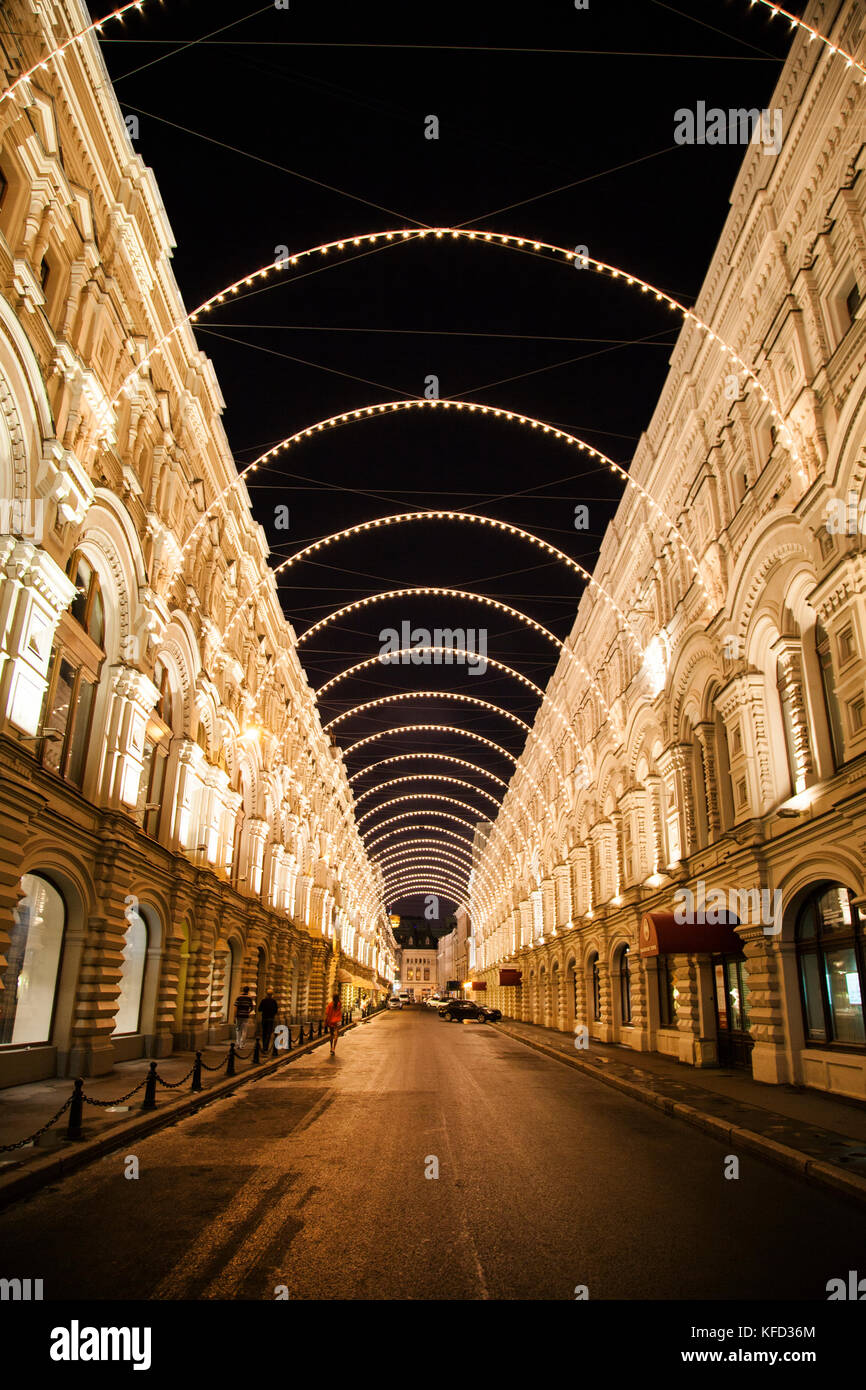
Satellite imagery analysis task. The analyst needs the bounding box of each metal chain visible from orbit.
[154,1067,195,1089]
[82,1077,149,1108]
[0,1095,72,1152]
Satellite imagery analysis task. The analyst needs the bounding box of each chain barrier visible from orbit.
[82,1077,148,1108]
[154,1067,195,1090]
[0,1095,72,1152]
[1,1003,387,1152]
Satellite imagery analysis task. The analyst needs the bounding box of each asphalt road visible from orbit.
[1,1008,864,1300]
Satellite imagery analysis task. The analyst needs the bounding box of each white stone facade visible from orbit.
[0,1,395,1085]
[470,3,866,1102]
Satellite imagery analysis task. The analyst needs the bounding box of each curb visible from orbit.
[494,1022,866,1208]
[0,1014,384,1211]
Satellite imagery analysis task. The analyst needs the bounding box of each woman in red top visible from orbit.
[325,993,343,1054]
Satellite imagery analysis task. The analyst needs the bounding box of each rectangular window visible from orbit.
[736,777,748,807]
[42,657,75,772]
[799,951,827,1041]
[838,624,857,665]
[848,696,866,733]
[847,283,861,324]
[658,957,677,1028]
[66,677,95,787]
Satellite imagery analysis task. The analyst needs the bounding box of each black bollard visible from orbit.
[192,1052,203,1093]
[287,1028,293,1050]
[141,1061,158,1111]
[318,1019,323,1038]
[67,1078,84,1140]
[226,1043,236,1077]
[253,1038,261,1064]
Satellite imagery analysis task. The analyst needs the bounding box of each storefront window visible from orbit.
[796,884,865,1048]
[114,909,147,1035]
[0,874,65,1045]
[658,955,678,1027]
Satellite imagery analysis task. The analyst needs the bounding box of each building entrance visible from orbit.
[712,953,753,1071]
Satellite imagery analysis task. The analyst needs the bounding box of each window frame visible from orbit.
[796,884,866,1052]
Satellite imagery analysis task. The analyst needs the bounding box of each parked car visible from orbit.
[387,997,402,1010]
[479,1006,502,1021]
[398,992,410,1005]
[438,999,487,1022]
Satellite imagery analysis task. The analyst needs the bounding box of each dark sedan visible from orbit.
[437,999,487,1022]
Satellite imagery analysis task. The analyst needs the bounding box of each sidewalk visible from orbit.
[495,1017,866,1205]
[0,1013,383,1207]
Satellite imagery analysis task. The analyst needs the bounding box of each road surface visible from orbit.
[1,1008,863,1300]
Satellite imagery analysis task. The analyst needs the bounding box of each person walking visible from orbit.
[258,989,278,1052]
[234,986,255,1048]
[325,992,343,1055]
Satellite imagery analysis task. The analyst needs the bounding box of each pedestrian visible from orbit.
[258,989,278,1052]
[234,985,255,1048]
[324,992,343,1055]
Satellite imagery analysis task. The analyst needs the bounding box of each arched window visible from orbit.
[619,945,632,1025]
[41,551,105,787]
[114,907,147,1035]
[0,874,65,1045]
[796,884,865,1048]
[589,952,602,1022]
[816,624,845,770]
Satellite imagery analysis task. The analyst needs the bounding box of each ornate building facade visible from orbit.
[0,1,395,1088]
[472,2,866,1101]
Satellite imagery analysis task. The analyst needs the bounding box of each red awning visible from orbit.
[471,981,487,991]
[639,910,743,958]
[499,968,522,986]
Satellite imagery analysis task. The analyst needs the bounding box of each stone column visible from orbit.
[740,926,790,1084]
[0,538,76,736]
[645,774,666,876]
[554,862,572,928]
[99,665,160,810]
[774,639,814,793]
[541,877,556,937]
[66,837,132,1077]
[694,723,721,841]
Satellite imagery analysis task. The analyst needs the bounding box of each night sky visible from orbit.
[90,0,795,912]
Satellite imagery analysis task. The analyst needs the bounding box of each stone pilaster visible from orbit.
[694,723,721,841]
[740,926,790,1084]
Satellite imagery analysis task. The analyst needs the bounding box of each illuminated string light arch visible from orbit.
[0,2,149,108]
[316,646,584,823]
[376,851,503,916]
[226,509,649,663]
[354,773,502,814]
[282,584,614,731]
[750,1,866,83]
[353,776,537,866]
[375,848,473,878]
[349,752,508,790]
[357,797,521,889]
[339,708,563,837]
[331,692,530,737]
[115,228,804,499]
